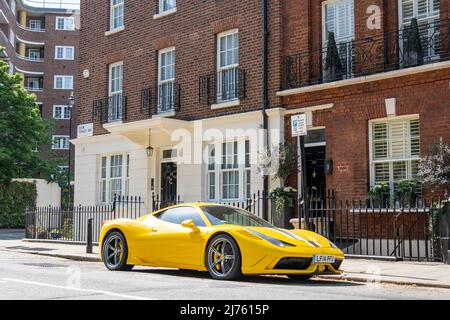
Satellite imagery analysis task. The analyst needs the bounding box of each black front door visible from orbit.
[305,146,326,197]
[161,162,177,208]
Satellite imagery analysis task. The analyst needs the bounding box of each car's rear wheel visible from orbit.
[206,234,242,280]
[102,231,134,271]
[288,275,313,281]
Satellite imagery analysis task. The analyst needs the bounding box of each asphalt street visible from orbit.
[0,250,449,300]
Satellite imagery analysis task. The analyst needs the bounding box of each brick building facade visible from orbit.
[0,0,79,173]
[73,0,449,217]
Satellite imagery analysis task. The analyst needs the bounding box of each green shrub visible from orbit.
[0,181,37,229]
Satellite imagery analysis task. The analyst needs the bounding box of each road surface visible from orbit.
[0,250,449,300]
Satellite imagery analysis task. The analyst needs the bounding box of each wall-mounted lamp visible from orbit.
[146,128,153,157]
[146,146,154,157]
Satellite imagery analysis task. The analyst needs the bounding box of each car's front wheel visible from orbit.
[102,231,134,271]
[206,234,242,280]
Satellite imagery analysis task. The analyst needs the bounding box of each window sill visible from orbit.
[105,26,125,37]
[211,99,240,110]
[153,8,177,20]
[153,110,176,118]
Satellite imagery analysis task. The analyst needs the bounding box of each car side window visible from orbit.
[157,207,206,227]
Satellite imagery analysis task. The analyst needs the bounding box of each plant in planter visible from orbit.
[50,228,62,239]
[367,183,390,208]
[274,143,297,183]
[404,18,424,67]
[269,187,297,228]
[324,32,344,82]
[396,179,417,208]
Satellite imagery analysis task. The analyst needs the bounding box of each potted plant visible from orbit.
[50,228,62,239]
[404,18,424,67]
[324,32,344,82]
[269,187,297,228]
[367,182,390,208]
[396,179,417,208]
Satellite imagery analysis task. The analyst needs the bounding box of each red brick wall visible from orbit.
[76,0,284,135]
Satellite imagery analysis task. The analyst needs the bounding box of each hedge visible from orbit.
[0,181,37,229]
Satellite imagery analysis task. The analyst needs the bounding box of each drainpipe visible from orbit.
[262,0,269,221]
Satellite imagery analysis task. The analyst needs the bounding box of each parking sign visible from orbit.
[291,114,307,137]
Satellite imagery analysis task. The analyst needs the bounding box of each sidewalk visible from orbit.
[1,238,450,289]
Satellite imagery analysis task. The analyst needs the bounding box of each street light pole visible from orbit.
[67,93,75,205]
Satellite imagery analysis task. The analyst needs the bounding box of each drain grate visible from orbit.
[6,246,56,252]
[21,263,66,268]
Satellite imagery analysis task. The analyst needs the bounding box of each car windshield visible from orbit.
[201,206,274,228]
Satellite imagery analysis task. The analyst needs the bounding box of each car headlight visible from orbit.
[245,229,295,247]
[329,240,338,248]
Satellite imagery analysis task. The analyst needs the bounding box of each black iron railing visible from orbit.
[283,19,450,90]
[92,94,128,124]
[24,195,143,243]
[140,83,181,116]
[199,67,246,105]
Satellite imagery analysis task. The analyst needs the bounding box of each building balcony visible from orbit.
[282,19,450,91]
[17,21,45,33]
[24,75,44,92]
[16,52,44,62]
[92,94,128,124]
[140,83,181,117]
[199,67,246,107]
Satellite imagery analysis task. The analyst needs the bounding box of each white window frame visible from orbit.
[206,139,252,202]
[55,46,74,60]
[53,105,71,119]
[29,19,42,30]
[108,61,124,121]
[157,47,176,113]
[52,135,70,150]
[109,0,124,31]
[322,0,355,44]
[369,115,421,198]
[158,0,176,14]
[217,30,239,103]
[26,77,41,90]
[98,153,129,204]
[56,16,75,31]
[54,75,74,90]
[398,0,440,61]
[28,48,41,60]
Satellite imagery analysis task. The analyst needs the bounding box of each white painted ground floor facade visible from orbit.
[72,108,290,213]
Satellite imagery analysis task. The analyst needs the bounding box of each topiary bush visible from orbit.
[0,181,37,228]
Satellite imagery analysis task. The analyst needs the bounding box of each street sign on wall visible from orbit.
[291,114,308,137]
[77,123,93,138]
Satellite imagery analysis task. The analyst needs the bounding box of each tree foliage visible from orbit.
[0,47,61,182]
[418,138,450,191]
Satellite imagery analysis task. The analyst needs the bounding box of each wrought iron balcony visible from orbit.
[92,94,128,124]
[199,67,246,105]
[140,83,180,116]
[283,19,450,90]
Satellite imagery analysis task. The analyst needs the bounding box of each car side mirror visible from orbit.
[181,219,199,232]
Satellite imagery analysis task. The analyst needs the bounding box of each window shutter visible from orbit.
[374,163,390,183]
[389,121,407,159]
[409,119,420,156]
[402,0,414,23]
[373,123,388,160]
[336,0,354,40]
[324,3,335,36]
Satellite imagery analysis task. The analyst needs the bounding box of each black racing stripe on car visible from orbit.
[273,228,301,240]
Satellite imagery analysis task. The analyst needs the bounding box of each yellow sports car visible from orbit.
[99,203,344,280]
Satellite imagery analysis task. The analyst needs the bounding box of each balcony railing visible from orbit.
[24,86,43,92]
[140,83,181,116]
[283,19,450,90]
[199,67,246,105]
[92,94,128,124]
[16,53,44,62]
[17,22,45,33]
